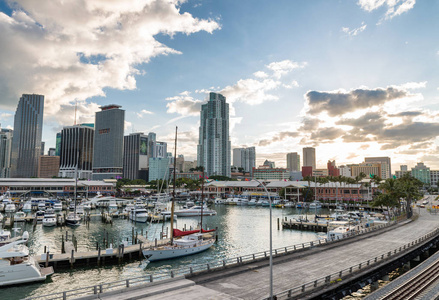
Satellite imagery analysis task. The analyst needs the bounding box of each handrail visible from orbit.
[26,220,400,300]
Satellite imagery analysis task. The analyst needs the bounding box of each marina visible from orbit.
[0,203,326,299]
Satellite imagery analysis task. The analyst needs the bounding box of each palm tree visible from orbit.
[397,173,423,218]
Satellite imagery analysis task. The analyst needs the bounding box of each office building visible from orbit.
[156,141,167,158]
[10,94,44,178]
[59,124,94,179]
[41,142,45,156]
[197,92,231,177]
[92,105,125,180]
[350,163,381,179]
[364,157,391,179]
[411,162,430,185]
[395,165,410,179]
[55,132,61,156]
[183,161,197,172]
[0,128,13,178]
[38,156,60,178]
[327,160,340,177]
[48,148,56,156]
[252,165,289,180]
[148,157,170,181]
[233,147,256,174]
[286,152,300,172]
[176,155,185,173]
[263,160,275,168]
[303,147,316,170]
[123,133,148,180]
[430,170,439,187]
[338,165,351,177]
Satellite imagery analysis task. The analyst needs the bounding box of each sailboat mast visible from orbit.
[200,167,204,232]
[170,126,177,244]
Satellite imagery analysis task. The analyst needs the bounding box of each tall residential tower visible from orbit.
[303,147,316,170]
[197,92,231,177]
[233,147,256,174]
[10,94,44,178]
[286,152,300,172]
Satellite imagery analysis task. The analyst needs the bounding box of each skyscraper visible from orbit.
[59,124,94,179]
[10,94,44,178]
[0,128,13,178]
[197,92,231,177]
[303,147,316,170]
[286,152,300,172]
[233,147,256,174]
[364,157,391,179]
[92,105,125,180]
[123,133,148,180]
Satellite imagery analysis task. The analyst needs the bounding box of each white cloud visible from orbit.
[394,81,427,90]
[136,109,154,118]
[283,80,299,89]
[165,93,204,116]
[254,71,268,78]
[342,22,367,36]
[0,0,220,121]
[0,113,12,120]
[358,0,416,20]
[266,60,306,79]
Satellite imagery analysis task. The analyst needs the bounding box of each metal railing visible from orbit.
[26,221,398,300]
[263,227,439,299]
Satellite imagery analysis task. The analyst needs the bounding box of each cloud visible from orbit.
[342,22,367,36]
[0,113,12,120]
[0,0,220,121]
[305,86,410,117]
[358,0,416,20]
[257,131,299,147]
[310,127,345,142]
[165,92,204,116]
[253,71,268,79]
[136,109,154,118]
[221,78,281,105]
[266,60,307,79]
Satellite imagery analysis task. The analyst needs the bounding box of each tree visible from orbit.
[397,173,423,218]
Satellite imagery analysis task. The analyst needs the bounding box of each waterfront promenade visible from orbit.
[77,205,439,300]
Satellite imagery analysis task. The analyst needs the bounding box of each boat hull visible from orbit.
[142,240,214,261]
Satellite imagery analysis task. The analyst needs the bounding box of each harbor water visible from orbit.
[0,205,326,299]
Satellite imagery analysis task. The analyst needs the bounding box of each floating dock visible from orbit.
[282,219,329,232]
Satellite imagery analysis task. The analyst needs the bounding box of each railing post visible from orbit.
[171,271,174,278]
[207,264,210,270]
[190,266,193,274]
[126,279,129,287]
[94,286,97,294]
[150,275,153,282]
[63,292,67,300]
[99,285,103,293]
[223,260,226,267]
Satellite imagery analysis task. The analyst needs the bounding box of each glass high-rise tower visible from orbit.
[92,104,125,180]
[197,92,231,177]
[10,94,44,178]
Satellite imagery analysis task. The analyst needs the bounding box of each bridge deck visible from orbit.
[83,206,439,300]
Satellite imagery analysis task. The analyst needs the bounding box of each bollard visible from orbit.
[277,218,280,230]
[44,246,47,253]
[97,247,101,266]
[155,238,157,247]
[45,251,50,267]
[70,249,74,268]
[62,235,65,253]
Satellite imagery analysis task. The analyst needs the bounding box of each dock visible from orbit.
[35,237,172,269]
[282,219,329,232]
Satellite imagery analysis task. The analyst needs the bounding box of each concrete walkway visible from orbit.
[87,201,439,300]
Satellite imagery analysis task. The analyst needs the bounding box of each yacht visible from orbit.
[108,201,118,214]
[13,212,26,222]
[42,209,57,227]
[0,233,54,286]
[214,198,225,204]
[0,213,3,223]
[53,202,63,212]
[35,210,45,222]
[5,203,16,214]
[22,201,32,213]
[248,198,257,206]
[123,203,135,214]
[0,229,11,246]
[174,205,217,217]
[37,201,46,211]
[236,197,249,206]
[129,206,149,223]
[259,199,270,207]
[65,212,81,226]
[309,201,322,209]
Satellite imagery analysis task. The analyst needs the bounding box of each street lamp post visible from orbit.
[254,179,273,299]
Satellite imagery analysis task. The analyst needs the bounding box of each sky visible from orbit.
[0,0,438,172]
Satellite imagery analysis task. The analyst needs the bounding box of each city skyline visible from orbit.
[0,1,438,172]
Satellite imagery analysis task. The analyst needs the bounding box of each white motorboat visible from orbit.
[248,198,257,206]
[260,199,270,207]
[5,203,16,213]
[37,201,46,211]
[143,232,215,261]
[309,201,322,209]
[214,198,225,204]
[236,198,249,206]
[13,212,26,222]
[0,233,54,286]
[174,205,217,217]
[35,210,45,222]
[0,213,3,223]
[108,201,118,214]
[65,212,81,226]
[129,207,148,223]
[53,202,62,212]
[42,209,57,227]
[0,229,11,246]
[123,203,135,214]
[22,201,32,213]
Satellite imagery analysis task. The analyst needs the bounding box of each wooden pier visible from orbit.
[282,218,329,232]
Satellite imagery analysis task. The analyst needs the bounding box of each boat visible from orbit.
[22,201,32,213]
[142,127,215,261]
[0,213,3,223]
[35,210,45,222]
[260,199,270,207]
[309,201,322,209]
[214,197,225,204]
[66,163,81,226]
[236,197,249,206]
[37,201,46,211]
[42,209,57,227]
[5,203,16,213]
[53,202,62,212]
[129,206,148,223]
[248,198,257,206]
[13,212,26,222]
[174,205,217,217]
[0,232,54,286]
[108,201,118,214]
[0,229,11,246]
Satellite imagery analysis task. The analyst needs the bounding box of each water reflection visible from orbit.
[0,205,324,299]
